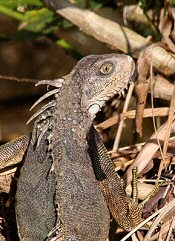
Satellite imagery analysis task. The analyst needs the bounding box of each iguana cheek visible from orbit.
[84,85,94,98]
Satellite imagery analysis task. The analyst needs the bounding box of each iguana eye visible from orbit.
[100,63,113,74]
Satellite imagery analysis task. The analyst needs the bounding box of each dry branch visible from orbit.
[154,75,174,100]
[43,0,148,57]
[151,46,175,76]
[43,0,175,76]
[124,5,157,34]
[97,107,171,130]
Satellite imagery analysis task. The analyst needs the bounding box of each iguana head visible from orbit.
[28,54,135,126]
[72,53,135,118]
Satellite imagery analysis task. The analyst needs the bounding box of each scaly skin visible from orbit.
[0,135,29,169]
[15,54,135,240]
[88,126,142,232]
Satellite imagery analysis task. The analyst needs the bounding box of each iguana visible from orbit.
[1,54,137,240]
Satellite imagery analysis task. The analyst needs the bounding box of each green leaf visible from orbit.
[90,1,103,10]
[0,4,24,21]
[57,39,83,59]
[18,0,43,6]
[0,0,43,8]
[62,19,73,29]
[19,8,55,33]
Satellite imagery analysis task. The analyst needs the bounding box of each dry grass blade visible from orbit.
[166,215,175,241]
[143,198,175,241]
[112,82,134,152]
[157,81,175,181]
[97,107,170,130]
[123,119,175,185]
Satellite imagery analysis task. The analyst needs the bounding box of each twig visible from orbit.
[123,119,175,185]
[97,107,171,130]
[143,198,175,241]
[150,55,164,180]
[112,82,134,151]
[0,75,38,83]
[157,80,175,181]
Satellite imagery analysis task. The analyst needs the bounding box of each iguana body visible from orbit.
[14,54,135,240]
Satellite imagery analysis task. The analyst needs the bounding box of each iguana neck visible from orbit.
[54,73,92,139]
[51,74,110,241]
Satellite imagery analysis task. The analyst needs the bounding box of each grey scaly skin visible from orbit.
[15,53,135,241]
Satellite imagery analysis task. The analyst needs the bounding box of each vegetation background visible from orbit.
[0,0,175,240]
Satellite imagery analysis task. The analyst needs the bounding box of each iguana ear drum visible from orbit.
[88,104,101,116]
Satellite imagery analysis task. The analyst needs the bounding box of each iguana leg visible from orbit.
[139,179,170,209]
[0,135,29,169]
[131,166,170,209]
[88,125,142,231]
[89,127,170,232]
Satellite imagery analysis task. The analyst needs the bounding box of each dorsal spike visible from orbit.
[35,78,64,88]
[27,100,56,125]
[30,89,59,111]
[35,121,51,148]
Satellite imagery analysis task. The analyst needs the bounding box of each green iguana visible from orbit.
[1,54,139,241]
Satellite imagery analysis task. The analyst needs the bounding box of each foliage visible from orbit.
[0,1,57,36]
[0,0,108,40]
[0,0,112,54]
[0,0,172,51]
[1,1,175,241]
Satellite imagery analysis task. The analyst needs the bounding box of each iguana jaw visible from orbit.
[88,80,132,118]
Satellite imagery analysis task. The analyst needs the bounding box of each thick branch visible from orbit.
[43,0,148,57]
[153,75,173,100]
[43,0,175,76]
